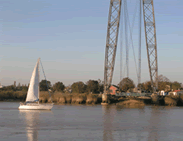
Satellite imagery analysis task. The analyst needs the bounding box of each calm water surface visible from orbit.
[0,102,183,141]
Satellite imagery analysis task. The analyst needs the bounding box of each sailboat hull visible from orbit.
[18,103,53,110]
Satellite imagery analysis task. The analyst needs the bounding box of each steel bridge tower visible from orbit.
[143,0,158,92]
[103,0,122,103]
[103,0,158,103]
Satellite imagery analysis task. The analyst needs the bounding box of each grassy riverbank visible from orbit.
[1,91,183,106]
[0,91,103,104]
[40,93,183,106]
[39,92,103,104]
[0,91,26,101]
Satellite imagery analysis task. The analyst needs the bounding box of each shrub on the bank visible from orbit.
[86,94,98,104]
[39,91,50,98]
[14,91,27,100]
[39,97,48,103]
[39,91,52,103]
[179,94,183,103]
[0,91,26,101]
[164,96,177,106]
[0,90,100,105]
[72,94,86,104]
[164,95,179,106]
[58,96,66,103]
[51,92,66,103]
[38,92,103,104]
[64,95,72,103]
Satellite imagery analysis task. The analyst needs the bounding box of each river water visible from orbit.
[0,102,183,141]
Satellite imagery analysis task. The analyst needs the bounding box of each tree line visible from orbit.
[42,79,104,94]
[0,74,182,93]
[0,79,104,94]
[120,75,182,92]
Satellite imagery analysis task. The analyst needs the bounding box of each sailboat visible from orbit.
[19,58,53,110]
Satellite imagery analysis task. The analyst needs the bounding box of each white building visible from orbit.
[168,91,178,96]
[160,90,168,96]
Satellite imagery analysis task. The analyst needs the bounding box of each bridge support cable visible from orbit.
[120,0,140,84]
[138,0,142,88]
[124,0,129,78]
[142,0,158,92]
[104,0,122,97]
[125,0,139,81]
[119,0,124,82]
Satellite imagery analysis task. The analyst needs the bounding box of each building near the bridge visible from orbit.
[168,90,183,96]
[109,85,119,95]
[160,90,168,96]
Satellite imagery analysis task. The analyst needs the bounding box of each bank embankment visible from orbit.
[1,91,183,107]
[164,95,180,106]
[116,96,151,107]
[0,91,26,101]
[116,95,183,107]
[39,92,102,104]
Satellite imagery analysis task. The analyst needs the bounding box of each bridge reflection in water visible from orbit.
[102,106,116,141]
[101,105,164,141]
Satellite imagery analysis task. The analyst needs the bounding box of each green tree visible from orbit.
[118,77,135,92]
[39,80,51,91]
[143,81,153,92]
[171,81,181,90]
[86,80,99,94]
[3,85,16,91]
[137,83,145,90]
[22,86,28,91]
[52,82,65,92]
[158,74,170,91]
[98,79,104,93]
[71,81,86,93]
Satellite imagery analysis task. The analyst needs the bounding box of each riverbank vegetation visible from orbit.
[1,75,182,95]
[1,89,183,107]
[0,75,183,106]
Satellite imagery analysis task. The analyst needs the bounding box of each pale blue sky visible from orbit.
[0,0,183,86]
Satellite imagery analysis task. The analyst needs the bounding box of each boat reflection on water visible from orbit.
[19,110,52,141]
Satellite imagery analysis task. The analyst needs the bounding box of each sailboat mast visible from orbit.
[40,59,53,103]
[38,58,40,104]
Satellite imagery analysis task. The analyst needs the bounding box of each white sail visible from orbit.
[26,58,40,102]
